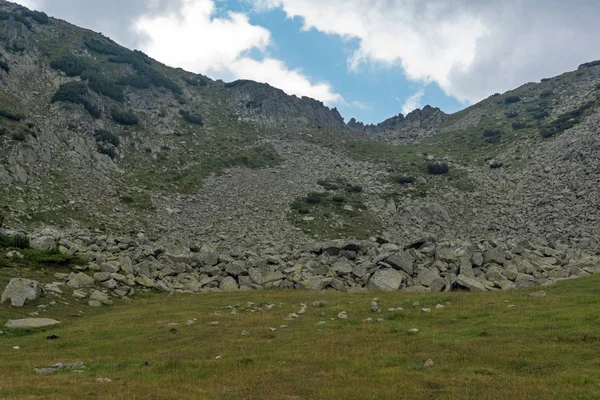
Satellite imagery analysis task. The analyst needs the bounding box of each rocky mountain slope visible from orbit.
[0,0,599,264]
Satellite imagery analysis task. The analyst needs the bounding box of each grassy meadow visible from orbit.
[1,274,600,399]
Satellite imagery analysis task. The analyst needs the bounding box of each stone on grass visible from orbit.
[34,368,57,376]
[219,276,239,291]
[1,278,42,307]
[424,358,435,368]
[5,318,61,329]
[367,269,403,291]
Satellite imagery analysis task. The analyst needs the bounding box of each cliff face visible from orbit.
[348,105,447,142]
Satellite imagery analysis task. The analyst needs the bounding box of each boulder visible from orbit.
[386,251,414,275]
[219,276,239,291]
[367,269,403,290]
[135,275,155,288]
[456,275,488,291]
[1,278,42,307]
[5,318,60,329]
[68,273,95,288]
[298,276,332,291]
[29,236,56,250]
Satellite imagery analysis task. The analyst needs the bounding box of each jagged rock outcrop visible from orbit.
[348,105,447,142]
[226,80,347,132]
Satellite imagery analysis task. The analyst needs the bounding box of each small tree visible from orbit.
[427,162,449,175]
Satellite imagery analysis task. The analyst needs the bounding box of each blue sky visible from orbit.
[17,0,600,125]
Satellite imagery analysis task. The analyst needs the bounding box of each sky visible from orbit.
[15,0,600,124]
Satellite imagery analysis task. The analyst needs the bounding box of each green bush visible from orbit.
[505,111,518,119]
[50,55,90,77]
[539,90,553,98]
[0,108,24,121]
[332,195,346,203]
[95,130,120,146]
[539,101,594,138]
[595,83,600,91]
[427,162,449,175]
[397,176,415,185]
[512,122,527,130]
[317,180,339,191]
[184,76,208,87]
[0,59,9,73]
[118,74,152,89]
[532,110,549,120]
[81,69,124,102]
[306,192,327,204]
[23,9,49,24]
[0,234,30,249]
[51,82,101,118]
[579,60,600,69]
[179,110,203,125]
[504,96,521,104]
[483,129,502,138]
[22,248,85,267]
[0,11,9,20]
[97,144,117,159]
[111,108,139,125]
[11,131,25,141]
[13,13,32,29]
[84,38,121,56]
[346,185,363,193]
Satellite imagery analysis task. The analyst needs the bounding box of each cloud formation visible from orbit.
[256,0,600,103]
[14,0,343,105]
[401,89,424,115]
[134,0,342,103]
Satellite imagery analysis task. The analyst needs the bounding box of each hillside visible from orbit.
[0,0,598,259]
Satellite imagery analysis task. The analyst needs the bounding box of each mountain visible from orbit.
[0,0,599,256]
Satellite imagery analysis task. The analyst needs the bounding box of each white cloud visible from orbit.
[14,0,41,8]
[256,0,600,103]
[401,89,424,115]
[135,0,342,104]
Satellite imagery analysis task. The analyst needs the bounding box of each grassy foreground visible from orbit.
[1,275,600,399]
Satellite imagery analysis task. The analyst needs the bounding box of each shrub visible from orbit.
[483,129,502,138]
[306,192,327,204]
[346,185,363,193]
[81,69,124,102]
[579,60,600,69]
[427,162,449,175]
[595,83,600,90]
[179,110,203,125]
[539,90,553,98]
[512,122,527,130]
[118,74,151,89]
[95,130,119,146]
[11,131,25,141]
[184,76,208,87]
[0,234,30,249]
[84,38,122,56]
[0,108,24,121]
[111,108,139,125]
[541,78,551,82]
[532,110,549,120]
[317,180,338,191]
[23,10,49,24]
[506,111,518,119]
[50,55,90,77]
[0,59,9,73]
[8,41,26,53]
[97,144,117,159]
[332,195,346,203]
[504,96,521,104]
[539,101,594,138]
[51,82,101,118]
[13,13,32,29]
[397,176,415,185]
[0,11,9,20]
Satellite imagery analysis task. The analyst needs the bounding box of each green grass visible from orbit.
[1,275,600,399]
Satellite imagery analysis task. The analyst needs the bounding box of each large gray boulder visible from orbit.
[368,269,403,290]
[298,276,332,291]
[219,276,239,291]
[67,273,95,288]
[386,251,414,275]
[1,278,42,307]
[456,275,488,291]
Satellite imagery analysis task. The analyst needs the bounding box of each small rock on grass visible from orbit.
[241,330,249,336]
[421,308,432,313]
[337,311,348,319]
[96,378,112,383]
[408,328,419,334]
[529,290,547,297]
[435,304,445,309]
[424,358,435,368]
[34,368,57,376]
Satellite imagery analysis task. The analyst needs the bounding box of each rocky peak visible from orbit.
[225,79,347,133]
[348,105,447,142]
